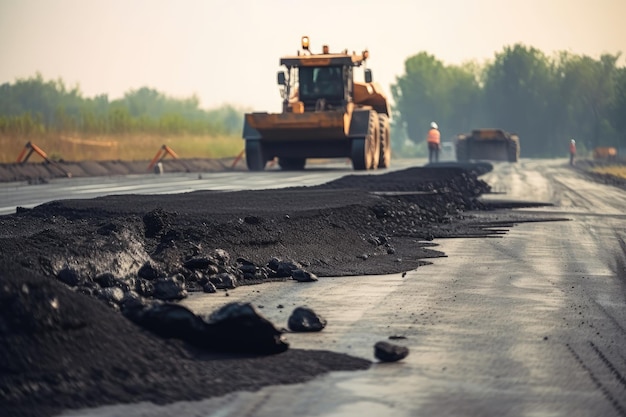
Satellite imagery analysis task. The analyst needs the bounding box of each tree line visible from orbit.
[2,44,624,159]
[391,44,625,157]
[0,73,245,137]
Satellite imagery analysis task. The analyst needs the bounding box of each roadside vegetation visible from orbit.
[2,44,624,162]
[589,164,626,180]
[0,75,245,162]
[391,45,625,158]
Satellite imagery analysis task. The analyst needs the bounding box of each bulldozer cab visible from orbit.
[301,67,343,98]
[280,64,353,112]
[297,66,349,110]
[277,37,369,113]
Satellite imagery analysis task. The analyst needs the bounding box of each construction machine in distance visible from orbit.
[455,129,520,163]
[242,36,391,171]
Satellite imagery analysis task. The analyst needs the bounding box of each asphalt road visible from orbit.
[50,158,626,416]
[0,159,420,216]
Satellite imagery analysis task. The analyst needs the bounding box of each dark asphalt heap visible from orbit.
[0,164,539,417]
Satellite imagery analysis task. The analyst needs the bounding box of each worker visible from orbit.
[426,121,441,163]
[569,139,576,166]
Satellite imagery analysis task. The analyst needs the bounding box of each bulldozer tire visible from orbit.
[377,113,391,168]
[245,140,266,171]
[351,111,380,170]
[351,139,367,170]
[278,157,306,170]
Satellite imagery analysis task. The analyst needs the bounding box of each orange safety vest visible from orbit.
[427,128,441,144]
[569,142,576,154]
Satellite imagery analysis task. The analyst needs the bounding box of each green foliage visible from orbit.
[482,44,558,156]
[392,46,625,157]
[610,68,626,145]
[0,75,245,137]
[392,53,482,144]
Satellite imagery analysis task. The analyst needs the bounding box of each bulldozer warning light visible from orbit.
[301,36,310,50]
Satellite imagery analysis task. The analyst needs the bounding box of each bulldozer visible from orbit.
[242,36,391,171]
[455,129,520,163]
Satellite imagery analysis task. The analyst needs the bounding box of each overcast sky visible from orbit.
[1,0,624,112]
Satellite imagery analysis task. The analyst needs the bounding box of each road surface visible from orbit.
[51,158,626,417]
[0,159,420,216]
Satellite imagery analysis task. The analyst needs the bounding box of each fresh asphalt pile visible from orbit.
[0,162,544,417]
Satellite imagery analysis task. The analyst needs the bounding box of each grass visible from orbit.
[1,133,244,163]
[590,164,626,180]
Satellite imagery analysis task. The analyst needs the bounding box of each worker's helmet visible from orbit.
[430,122,438,130]
[571,139,575,144]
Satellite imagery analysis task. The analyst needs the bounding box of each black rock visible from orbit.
[183,257,212,270]
[56,267,80,287]
[291,269,318,282]
[135,278,154,297]
[94,273,130,291]
[239,263,257,274]
[288,306,327,332]
[129,303,206,343]
[374,341,409,362]
[202,282,217,293]
[212,249,231,265]
[206,302,289,354]
[267,257,281,271]
[268,259,301,278]
[137,261,163,280]
[209,272,237,290]
[152,275,187,301]
[119,291,148,319]
[94,272,117,288]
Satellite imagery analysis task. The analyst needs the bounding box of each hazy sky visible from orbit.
[1,0,624,112]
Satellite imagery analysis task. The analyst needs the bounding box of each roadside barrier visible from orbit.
[15,141,72,178]
[231,150,245,168]
[148,145,179,171]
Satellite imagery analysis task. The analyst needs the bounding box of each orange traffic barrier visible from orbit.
[148,145,179,170]
[16,141,72,177]
[231,149,245,168]
[16,141,51,164]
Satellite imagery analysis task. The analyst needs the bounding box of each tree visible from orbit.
[609,67,626,148]
[391,53,481,145]
[557,53,621,150]
[482,44,558,157]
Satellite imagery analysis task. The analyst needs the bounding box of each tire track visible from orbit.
[567,343,626,417]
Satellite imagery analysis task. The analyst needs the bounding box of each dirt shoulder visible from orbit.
[573,158,626,191]
[0,157,246,183]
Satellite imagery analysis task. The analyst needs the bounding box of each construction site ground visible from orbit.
[1,157,626,417]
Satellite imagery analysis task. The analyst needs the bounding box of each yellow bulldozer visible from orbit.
[242,36,391,171]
